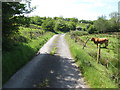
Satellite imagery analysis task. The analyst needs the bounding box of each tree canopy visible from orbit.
[2,2,34,50]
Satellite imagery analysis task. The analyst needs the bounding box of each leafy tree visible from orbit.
[42,18,55,32]
[67,21,76,30]
[106,19,118,32]
[2,2,34,50]
[94,16,109,33]
[79,20,93,24]
[30,16,43,25]
[109,12,118,22]
[64,18,71,21]
[87,25,96,34]
[14,16,31,27]
[108,12,120,32]
[54,19,69,32]
[93,13,120,33]
[70,18,78,23]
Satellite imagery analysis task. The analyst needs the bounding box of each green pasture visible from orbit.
[66,31,119,88]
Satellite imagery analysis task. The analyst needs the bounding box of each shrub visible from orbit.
[42,19,55,32]
[87,25,96,34]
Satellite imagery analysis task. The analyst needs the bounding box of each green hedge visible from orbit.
[3,32,54,84]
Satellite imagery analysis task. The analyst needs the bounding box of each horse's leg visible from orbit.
[105,41,108,48]
[97,44,98,48]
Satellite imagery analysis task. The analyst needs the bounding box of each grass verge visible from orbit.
[2,32,55,84]
[65,34,118,88]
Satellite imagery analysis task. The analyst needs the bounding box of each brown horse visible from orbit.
[91,38,109,48]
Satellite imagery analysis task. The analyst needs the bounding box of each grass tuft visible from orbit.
[50,47,57,55]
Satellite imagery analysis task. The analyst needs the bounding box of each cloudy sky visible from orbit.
[25,0,119,20]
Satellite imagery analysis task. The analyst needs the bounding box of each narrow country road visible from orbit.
[3,34,88,88]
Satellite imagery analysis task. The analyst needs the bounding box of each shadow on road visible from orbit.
[3,53,84,88]
[31,54,83,88]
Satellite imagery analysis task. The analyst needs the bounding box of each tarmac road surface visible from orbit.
[3,34,88,88]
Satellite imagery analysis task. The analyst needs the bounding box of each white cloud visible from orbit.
[26,0,118,20]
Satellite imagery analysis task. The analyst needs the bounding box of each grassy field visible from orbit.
[2,25,55,84]
[65,31,119,88]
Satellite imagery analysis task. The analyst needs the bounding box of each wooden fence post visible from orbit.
[97,44,101,63]
[82,38,90,49]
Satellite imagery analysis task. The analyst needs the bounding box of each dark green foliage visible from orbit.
[30,16,43,26]
[87,25,96,34]
[76,26,82,30]
[64,18,71,21]
[2,44,35,84]
[107,18,120,32]
[54,19,68,32]
[14,16,31,27]
[42,18,55,32]
[54,19,77,32]
[2,2,30,36]
[2,2,33,51]
[29,24,42,29]
[86,24,90,29]
[2,31,54,84]
[94,17,109,33]
[53,16,63,20]
[79,20,93,24]
[93,15,120,33]
[67,21,76,30]
[69,17,78,23]
[83,28,86,31]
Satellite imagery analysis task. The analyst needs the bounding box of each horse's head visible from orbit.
[91,38,95,41]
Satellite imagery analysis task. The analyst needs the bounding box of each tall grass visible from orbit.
[3,29,54,84]
[65,34,118,88]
